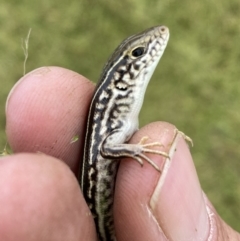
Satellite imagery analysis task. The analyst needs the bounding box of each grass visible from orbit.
[1,0,240,231]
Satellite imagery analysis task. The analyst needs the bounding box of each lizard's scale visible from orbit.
[79,25,170,241]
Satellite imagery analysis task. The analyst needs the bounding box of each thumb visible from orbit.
[115,122,240,240]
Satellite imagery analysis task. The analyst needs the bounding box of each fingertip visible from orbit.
[0,153,97,241]
[6,67,95,172]
[115,122,209,240]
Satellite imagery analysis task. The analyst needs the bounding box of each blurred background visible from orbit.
[1,0,240,231]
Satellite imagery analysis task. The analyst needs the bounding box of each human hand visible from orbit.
[2,66,240,240]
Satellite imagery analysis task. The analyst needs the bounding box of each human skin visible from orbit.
[2,66,240,241]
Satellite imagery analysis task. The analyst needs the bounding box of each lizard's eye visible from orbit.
[131,47,145,58]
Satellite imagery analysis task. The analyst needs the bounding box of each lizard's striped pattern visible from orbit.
[79,26,170,241]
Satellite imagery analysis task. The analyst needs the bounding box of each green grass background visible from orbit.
[1,0,240,232]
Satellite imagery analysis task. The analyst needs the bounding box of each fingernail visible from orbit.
[150,132,210,240]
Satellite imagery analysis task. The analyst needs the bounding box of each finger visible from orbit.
[6,67,95,173]
[0,153,97,241]
[115,122,210,241]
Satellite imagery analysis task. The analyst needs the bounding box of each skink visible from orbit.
[79,25,170,241]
